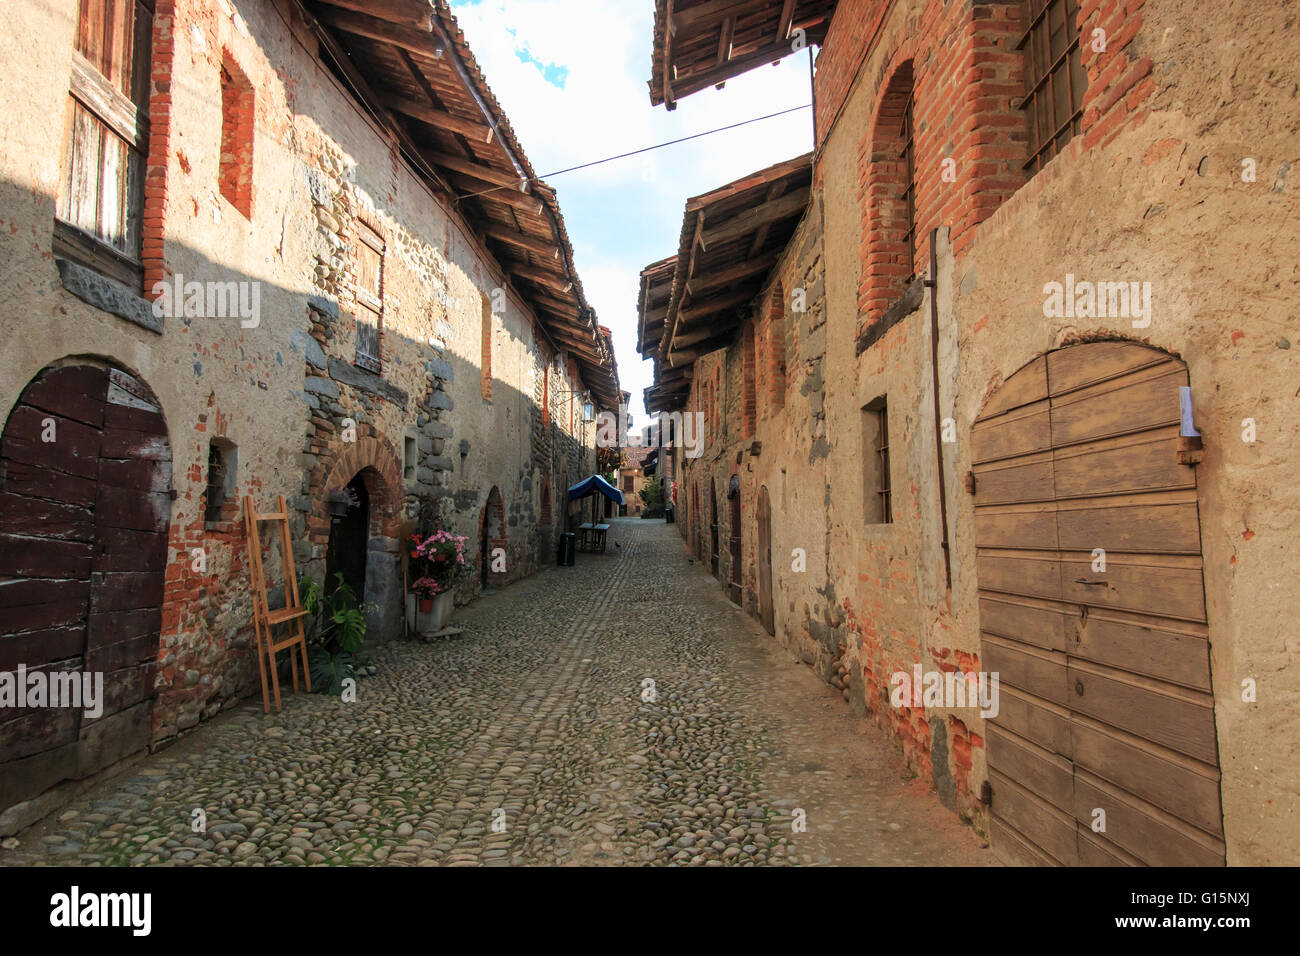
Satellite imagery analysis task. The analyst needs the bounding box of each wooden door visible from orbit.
[974,342,1225,866]
[757,486,774,635]
[0,362,170,811]
[709,480,719,579]
[728,486,742,605]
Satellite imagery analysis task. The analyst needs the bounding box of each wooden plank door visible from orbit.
[757,486,774,635]
[0,362,170,812]
[976,343,1225,866]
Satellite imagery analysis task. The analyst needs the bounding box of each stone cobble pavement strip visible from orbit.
[1,519,993,867]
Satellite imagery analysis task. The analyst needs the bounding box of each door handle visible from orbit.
[1074,578,1107,587]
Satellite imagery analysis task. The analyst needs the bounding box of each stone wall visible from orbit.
[0,0,606,750]
[674,0,1300,862]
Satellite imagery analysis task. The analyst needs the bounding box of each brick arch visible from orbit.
[857,56,917,344]
[310,435,403,547]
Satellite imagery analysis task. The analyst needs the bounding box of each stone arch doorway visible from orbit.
[480,486,505,591]
[0,358,172,813]
[325,472,370,602]
[973,340,1224,866]
[757,486,774,635]
[313,437,403,641]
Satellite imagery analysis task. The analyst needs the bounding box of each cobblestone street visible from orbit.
[1,519,990,867]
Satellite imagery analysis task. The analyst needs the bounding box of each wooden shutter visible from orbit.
[56,0,153,285]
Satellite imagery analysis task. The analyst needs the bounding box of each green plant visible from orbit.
[639,481,665,509]
[300,572,366,695]
[639,481,666,518]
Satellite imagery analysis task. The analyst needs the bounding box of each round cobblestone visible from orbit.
[0,520,990,867]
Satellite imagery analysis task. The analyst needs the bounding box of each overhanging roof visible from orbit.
[649,0,837,109]
[661,152,811,366]
[637,152,811,412]
[300,0,620,409]
[637,256,677,356]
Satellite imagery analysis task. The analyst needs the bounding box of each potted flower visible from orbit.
[328,485,361,520]
[411,576,442,614]
[406,528,470,633]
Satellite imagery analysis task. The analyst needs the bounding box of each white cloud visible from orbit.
[450,0,815,422]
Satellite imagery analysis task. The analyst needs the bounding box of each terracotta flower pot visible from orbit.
[418,597,434,613]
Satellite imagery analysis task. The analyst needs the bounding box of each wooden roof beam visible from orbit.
[678,288,754,325]
[699,189,807,250]
[316,7,435,57]
[386,94,495,143]
[315,0,433,31]
[509,260,573,292]
[776,0,797,43]
[427,151,525,190]
[673,0,765,32]
[685,251,781,297]
[662,0,678,110]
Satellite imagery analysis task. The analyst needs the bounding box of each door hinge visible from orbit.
[964,471,977,494]
[979,780,993,806]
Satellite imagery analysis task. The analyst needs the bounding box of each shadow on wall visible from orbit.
[0,171,595,810]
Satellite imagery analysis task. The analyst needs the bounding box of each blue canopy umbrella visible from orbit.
[567,474,625,506]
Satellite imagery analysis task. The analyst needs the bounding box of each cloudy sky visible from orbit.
[449,0,814,426]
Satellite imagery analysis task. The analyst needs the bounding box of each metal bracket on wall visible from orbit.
[1177,435,1205,466]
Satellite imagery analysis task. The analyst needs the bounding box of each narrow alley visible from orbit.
[2,519,987,867]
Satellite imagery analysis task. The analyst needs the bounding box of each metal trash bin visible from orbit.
[557,532,576,566]
[665,507,675,524]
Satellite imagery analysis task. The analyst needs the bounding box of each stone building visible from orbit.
[641,0,1298,865]
[0,0,619,817]
[619,446,653,517]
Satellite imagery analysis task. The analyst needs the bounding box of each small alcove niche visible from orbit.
[204,437,238,527]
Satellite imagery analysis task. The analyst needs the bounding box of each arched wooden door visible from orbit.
[757,486,774,635]
[0,361,171,812]
[973,342,1224,866]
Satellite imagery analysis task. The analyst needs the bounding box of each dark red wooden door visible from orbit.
[0,362,171,811]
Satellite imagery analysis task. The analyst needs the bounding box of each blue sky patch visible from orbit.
[514,47,569,88]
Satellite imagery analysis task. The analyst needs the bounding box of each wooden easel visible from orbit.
[242,495,312,712]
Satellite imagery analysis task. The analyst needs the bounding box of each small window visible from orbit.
[355,222,384,373]
[1019,0,1087,176]
[204,438,236,525]
[403,434,417,480]
[218,53,255,218]
[863,398,892,524]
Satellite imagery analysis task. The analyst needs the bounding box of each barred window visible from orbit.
[1019,0,1087,175]
[863,397,892,525]
[56,0,154,289]
[898,91,917,284]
